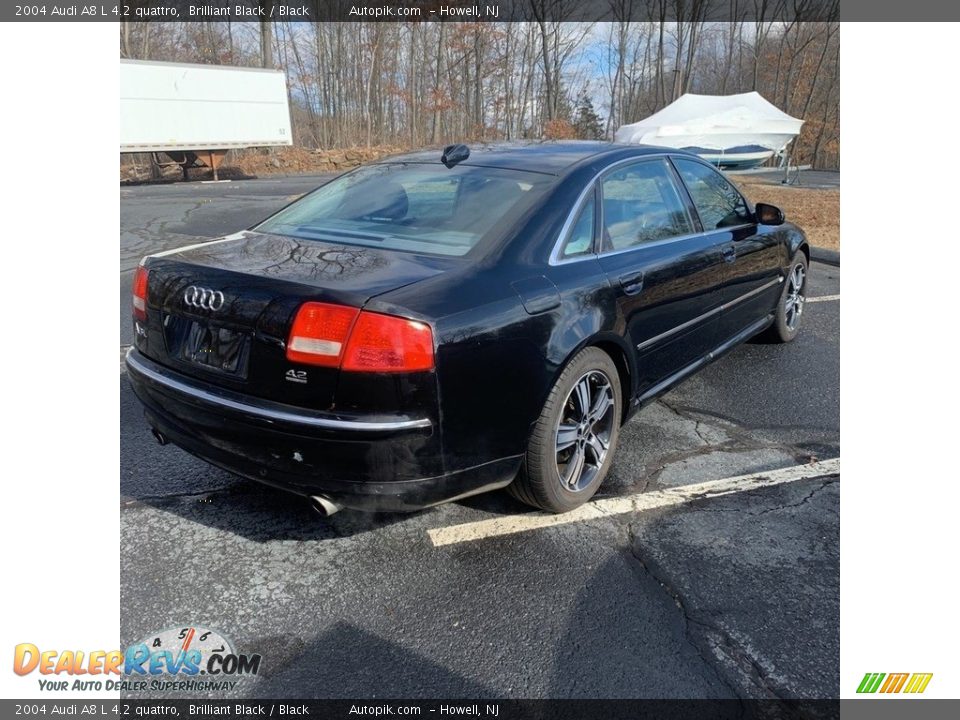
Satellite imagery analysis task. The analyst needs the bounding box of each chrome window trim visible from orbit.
[125,349,432,432]
[635,277,783,352]
[591,223,754,261]
[548,153,754,267]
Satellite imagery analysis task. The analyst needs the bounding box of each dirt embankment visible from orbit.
[119,145,406,183]
[737,180,840,251]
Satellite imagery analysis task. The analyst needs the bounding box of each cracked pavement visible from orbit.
[119,176,839,699]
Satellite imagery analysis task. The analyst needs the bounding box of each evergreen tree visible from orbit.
[573,94,605,140]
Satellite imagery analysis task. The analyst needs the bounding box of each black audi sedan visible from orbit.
[126,142,809,515]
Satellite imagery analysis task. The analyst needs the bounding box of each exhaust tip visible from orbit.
[309,495,341,517]
[151,428,168,446]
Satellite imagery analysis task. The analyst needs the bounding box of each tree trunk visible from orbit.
[431,24,445,144]
[259,16,273,69]
[536,17,554,121]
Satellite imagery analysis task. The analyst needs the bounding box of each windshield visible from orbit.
[255,163,554,257]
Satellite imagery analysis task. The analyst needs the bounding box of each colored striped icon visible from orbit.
[857,672,933,694]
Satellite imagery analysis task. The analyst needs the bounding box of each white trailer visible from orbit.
[120,59,293,180]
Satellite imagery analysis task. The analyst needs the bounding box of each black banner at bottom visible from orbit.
[3,699,845,720]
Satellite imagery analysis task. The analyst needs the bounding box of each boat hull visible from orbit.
[684,146,776,170]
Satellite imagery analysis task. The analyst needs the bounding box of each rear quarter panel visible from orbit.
[370,266,553,472]
[371,177,629,469]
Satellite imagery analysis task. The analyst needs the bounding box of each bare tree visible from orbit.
[117,16,841,168]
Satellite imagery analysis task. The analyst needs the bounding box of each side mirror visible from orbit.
[441,144,470,168]
[755,202,785,226]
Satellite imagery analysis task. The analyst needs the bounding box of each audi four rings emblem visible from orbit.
[183,285,226,311]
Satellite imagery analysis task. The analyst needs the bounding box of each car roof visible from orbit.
[375,141,683,176]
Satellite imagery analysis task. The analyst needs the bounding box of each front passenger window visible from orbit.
[600,160,693,252]
[673,158,752,230]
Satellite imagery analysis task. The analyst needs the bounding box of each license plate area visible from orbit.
[165,315,250,378]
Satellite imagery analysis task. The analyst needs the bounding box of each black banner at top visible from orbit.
[4,0,935,23]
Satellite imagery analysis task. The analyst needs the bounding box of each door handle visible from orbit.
[619,272,645,295]
[721,245,736,263]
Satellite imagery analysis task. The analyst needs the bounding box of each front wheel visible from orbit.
[509,347,622,513]
[762,254,808,343]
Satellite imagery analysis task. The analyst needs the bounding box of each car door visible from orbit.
[671,157,784,344]
[593,158,730,396]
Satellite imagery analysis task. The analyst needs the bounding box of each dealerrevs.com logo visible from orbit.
[13,626,261,692]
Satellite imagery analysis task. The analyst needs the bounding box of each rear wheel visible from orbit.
[762,254,808,343]
[509,347,622,513]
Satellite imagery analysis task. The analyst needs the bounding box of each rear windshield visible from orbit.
[255,163,554,257]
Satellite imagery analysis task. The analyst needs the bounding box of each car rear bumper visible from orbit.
[125,349,521,511]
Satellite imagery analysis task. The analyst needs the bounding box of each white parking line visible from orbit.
[427,458,840,547]
[807,294,840,303]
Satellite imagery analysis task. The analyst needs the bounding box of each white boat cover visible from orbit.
[614,92,803,154]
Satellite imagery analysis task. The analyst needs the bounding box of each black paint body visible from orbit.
[126,143,808,511]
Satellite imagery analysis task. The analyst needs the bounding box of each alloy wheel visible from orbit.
[555,370,616,492]
[784,263,806,331]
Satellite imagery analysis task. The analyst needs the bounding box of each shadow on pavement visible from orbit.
[247,622,494,698]
[240,551,735,700]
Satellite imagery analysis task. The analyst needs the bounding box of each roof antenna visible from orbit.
[441,144,470,168]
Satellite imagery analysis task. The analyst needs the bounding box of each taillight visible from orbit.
[341,311,434,372]
[286,302,360,367]
[286,303,434,373]
[132,265,149,322]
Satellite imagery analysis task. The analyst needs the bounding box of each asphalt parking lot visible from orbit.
[120,176,839,700]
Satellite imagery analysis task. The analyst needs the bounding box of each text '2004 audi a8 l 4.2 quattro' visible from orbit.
[126,142,809,515]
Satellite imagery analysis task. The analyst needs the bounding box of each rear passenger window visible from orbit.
[600,160,693,252]
[559,194,595,259]
[673,158,752,230]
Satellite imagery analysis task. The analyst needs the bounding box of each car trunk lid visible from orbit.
[136,231,451,410]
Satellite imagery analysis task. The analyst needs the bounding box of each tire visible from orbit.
[509,347,622,513]
[761,253,809,343]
